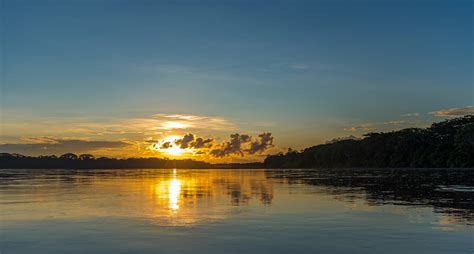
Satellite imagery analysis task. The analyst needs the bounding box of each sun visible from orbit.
[167,145,183,156]
[155,136,187,157]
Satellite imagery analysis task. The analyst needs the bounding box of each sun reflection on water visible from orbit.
[148,169,274,225]
[1,169,274,226]
[1,169,470,231]
[168,169,181,211]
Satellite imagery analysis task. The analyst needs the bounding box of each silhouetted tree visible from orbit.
[265,115,474,168]
[60,153,78,160]
[79,154,95,160]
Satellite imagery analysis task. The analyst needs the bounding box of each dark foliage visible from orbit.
[0,153,265,169]
[265,168,474,222]
[0,154,212,169]
[264,116,474,168]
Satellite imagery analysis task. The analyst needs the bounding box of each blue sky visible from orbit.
[1,0,473,160]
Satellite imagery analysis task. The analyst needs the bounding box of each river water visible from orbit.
[1,168,472,253]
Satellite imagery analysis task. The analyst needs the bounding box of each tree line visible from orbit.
[1,116,472,169]
[0,153,266,169]
[0,153,213,169]
[264,115,474,168]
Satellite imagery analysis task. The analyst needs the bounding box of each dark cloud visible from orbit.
[210,133,253,158]
[210,133,251,157]
[192,137,214,149]
[175,133,195,149]
[247,133,274,154]
[159,141,172,149]
[173,134,214,149]
[0,138,129,156]
[160,132,275,158]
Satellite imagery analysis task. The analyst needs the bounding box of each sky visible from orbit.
[1,0,473,162]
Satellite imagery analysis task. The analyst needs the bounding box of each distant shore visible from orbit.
[0,154,264,169]
[265,116,473,169]
[2,116,472,169]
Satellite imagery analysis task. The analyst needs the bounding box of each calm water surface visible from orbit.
[1,168,473,253]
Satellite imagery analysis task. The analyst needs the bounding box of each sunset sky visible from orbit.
[1,0,473,162]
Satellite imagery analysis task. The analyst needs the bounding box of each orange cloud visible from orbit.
[429,106,474,117]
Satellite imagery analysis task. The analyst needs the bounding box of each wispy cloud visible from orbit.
[135,63,259,84]
[152,114,236,131]
[0,113,242,158]
[344,124,374,132]
[344,119,413,132]
[0,138,130,156]
[1,113,237,138]
[289,64,309,70]
[429,106,474,117]
[383,120,405,125]
[400,113,420,117]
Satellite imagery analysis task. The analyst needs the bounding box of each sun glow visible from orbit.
[166,145,184,156]
[154,135,192,157]
[162,121,188,130]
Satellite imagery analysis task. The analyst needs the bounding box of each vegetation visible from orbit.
[1,116,472,169]
[264,115,474,168]
[265,168,474,221]
[0,153,266,169]
[0,154,213,169]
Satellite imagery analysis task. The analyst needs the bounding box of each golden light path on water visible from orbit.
[154,169,183,212]
[168,169,181,211]
[147,169,274,225]
[1,168,469,232]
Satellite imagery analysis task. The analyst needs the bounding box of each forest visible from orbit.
[264,115,474,168]
[0,152,266,169]
[0,153,213,169]
[1,116,472,169]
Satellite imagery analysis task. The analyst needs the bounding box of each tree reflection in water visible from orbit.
[0,169,274,226]
[265,168,474,225]
[1,168,472,227]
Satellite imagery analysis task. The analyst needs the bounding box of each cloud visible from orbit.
[160,141,172,149]
[247,133,274,154]
[152,114,236,131]
[290,64,309,70]
[191,137,214,149]
[0,113,236,140]
[209,133,274,158]
[344,124,373,132]
[20,136,60,144]
[383,120,405,125]
[400,113,420,117]
[210,133,251,157]
[344,119,409,132]
[135,64,259,85]
[173,133,214,149]
[0,137,130,156]
[175,133,195,149]
[429,106,474,117]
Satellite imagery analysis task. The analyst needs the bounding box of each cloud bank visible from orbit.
[0,138,130,156]
[210,133,252,157]
[174,133,214,149]
[154,132,275,158]
[344,124,373,132]
[400,113,420,117]
[429,106,474,117]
